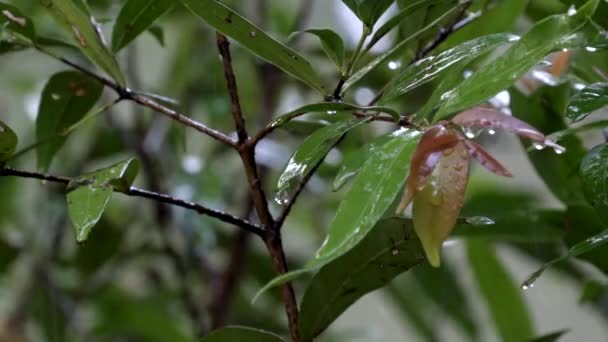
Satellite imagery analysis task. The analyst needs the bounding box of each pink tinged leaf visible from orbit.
[397,125,460,214]
[413,141,470,267]
[452,107,546,142]
[463,140,513,177]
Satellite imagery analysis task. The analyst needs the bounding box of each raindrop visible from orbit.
[72,26,87,47]
[567,5,577,16]
[326,110,337,115]
[274,190,290,205]
[487,129,496,136]
[388,61,401,70]
[533,143,545,151]
[249,31,257,38]
[463,128,481,139]
[430,188,443,206]
[585,46,597,52]
[391,249,399,256]
[521,267,546,290]
[51,93,61,101]
[465,216,495,226]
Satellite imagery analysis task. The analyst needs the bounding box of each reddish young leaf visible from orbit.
[463,140,512,177]
[413,141,470,267]
[397,125,460,214]
[452,107,546,142]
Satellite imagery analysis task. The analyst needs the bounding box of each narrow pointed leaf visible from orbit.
[43,0,126,86]
[309,128,421,269]
[276,117,370,203]
[530,330,569,342]
[434,0,601,120]
[0,2,36,41]
[111,0,175,52]
[343,3,464,92]
[267,102,399,130]
[398,125,460,213]
[413,142,469,267]
[67,158,139,242]
[566,82,608,122]
[180,0,327,94]
[341,0,394,29]
[548,119,608,142]
[467,240,534,342]
[381,33,519,103]
[302,29,346,71]
[580,143,608,224]
[299,217,424,341]
[201,326,284,342]
[36,71,103,171]
[0,121,18,162]
[463,140,512,177]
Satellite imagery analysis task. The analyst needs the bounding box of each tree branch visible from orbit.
[0,167,264,236]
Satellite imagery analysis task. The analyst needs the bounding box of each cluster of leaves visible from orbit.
[0,0,608,341]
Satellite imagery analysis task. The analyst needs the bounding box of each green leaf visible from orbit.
[365,0,444,52]
[298,217,424,341]
[0,2,36,41]
[267,102,399,130]
[333,133,394,191]
[276,117,370,204]
[381,33,519,104]
[147,25,165,47]
[467,240,534,342]
[302,29,346,72]
[341,0,395,29]
[434,0,601,121]
[36,71,103,171]
[440,0,529,50]
[180,0,327,94]
[43,0,126,86]
[566,82,608,121]
[530,330,569,342]
[343,2,465,92]
[580,143,608,225]
[201,326,284,342]
[111,0,175,52]
[548,119,608,142]
[67,158,139,242]
[0,120,17,162]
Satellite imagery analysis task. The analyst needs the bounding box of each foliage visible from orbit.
[0,0,607,341]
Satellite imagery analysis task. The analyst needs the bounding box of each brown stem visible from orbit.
[0,167,264,236]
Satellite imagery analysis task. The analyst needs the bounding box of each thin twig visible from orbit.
[0,167,264,236]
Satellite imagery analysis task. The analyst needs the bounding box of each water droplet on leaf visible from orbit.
[465,216,495,226]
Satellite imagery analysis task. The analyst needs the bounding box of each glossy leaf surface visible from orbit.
[201,326,284,342]
[276,118,370,204]
[412,142,469,267]
[382,33,519,103]
[566,82,608,121]
[0,2,36,41]
[302,29,346,71]
[36,71,103,171]
[180,0,327,94]
[580,143,608,224]
[434,0,600,120]
[111,0,175,52]
[299,217,424,341]
[67,158,139,242]
[467,240,534,342]
[0,121,17,162]
[309,128,421,269]
[341,0,394,29]
[43,0,126,86]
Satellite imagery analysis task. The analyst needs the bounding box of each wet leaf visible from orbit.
[397,125,461,213]
[548,119,608,142]
[302,29,346,72]
[343,2,465,92]
[333,133,394,191]
[299,217,424,341]
[67,158,139,242]
[453,107,545,142]
[0,2,36,42]
[276,118,370,204]
[563,205,608,273]
[111,0,175,52]
[365,0,444,52]
[412,141,469,267]
[381,33,519,103]
[36,71,103,171]
[341,0,394,30]
[201,326,284,342]
[147,25,165,47]
[462,140,512,177]
[434,0,601,120]
[580,143,608,225]
[566,82,608,121]
[267,102,399,130]
[180,0,327,94]
[467,240,534,342]
[530,330,569,342]
[43,0,126,86]
[0,120,18,162]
